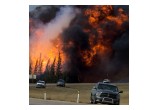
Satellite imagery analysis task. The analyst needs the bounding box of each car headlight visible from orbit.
[96,92,101,97]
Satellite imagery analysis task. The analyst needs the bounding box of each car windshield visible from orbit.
[37,81,45,83]
[58,79,64,82]
[98,84,118,92]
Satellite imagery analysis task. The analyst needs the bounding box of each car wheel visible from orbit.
[90,95,93,104]
[93,97,97,104]
[114,101,120,105]
[93,99,97,104]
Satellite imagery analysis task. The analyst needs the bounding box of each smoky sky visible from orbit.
[29,5,129,83]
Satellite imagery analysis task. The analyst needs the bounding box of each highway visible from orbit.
[29,98,86,105]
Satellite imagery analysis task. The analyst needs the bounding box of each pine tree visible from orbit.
[37,53,43,74]
[29,62,32,75]
[33,59,39,82]
[29,57,32,75]
[50,57,56,82]
[44,58,50,82]
[56,52,62,79]
[29,62,33,83]
[34,59,38,74]
[39,59,43,74]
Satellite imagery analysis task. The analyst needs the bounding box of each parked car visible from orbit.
[57,79,65,87]
[36,80,46,88]
[90,82,123,105]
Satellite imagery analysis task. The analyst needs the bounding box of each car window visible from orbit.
[38,81,45,83]
[58,79,64,82]
[98,84,118,92]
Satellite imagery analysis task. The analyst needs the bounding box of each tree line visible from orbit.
[29,52,69,83]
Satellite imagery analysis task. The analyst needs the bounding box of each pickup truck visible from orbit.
[90,82,123,105]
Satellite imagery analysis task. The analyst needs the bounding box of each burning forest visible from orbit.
[29,5,129,83]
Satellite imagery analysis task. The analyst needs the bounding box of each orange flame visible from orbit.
[81,5,128,66]
[29,24,66,73]
[30,6,128,72]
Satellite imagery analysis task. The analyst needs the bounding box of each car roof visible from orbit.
[38,80,45,82]
[97,82,116,86]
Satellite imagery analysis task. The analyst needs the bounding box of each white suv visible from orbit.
[36,80,46,88]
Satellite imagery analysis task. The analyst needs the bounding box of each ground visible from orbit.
[29,83,129,104]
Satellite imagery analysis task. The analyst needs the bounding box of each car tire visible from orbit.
[90,95,93,104]
[93,99,97,104]
[114,101,120,105]
[93,97,97,104]
[90,100,93,104]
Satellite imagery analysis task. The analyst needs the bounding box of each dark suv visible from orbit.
[56,79,65,87]
[90,82,123,105]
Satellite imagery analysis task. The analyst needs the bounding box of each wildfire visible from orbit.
[84,5,113,27]
[29,23,66,73]
[29,5,129,77]
[106,8,128,30]
[80,5,128,66]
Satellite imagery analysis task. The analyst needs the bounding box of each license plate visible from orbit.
[103,97,113,103]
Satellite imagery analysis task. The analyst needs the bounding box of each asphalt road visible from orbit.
[29,98,86,105]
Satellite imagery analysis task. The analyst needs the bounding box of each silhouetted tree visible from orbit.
[38,59,43,74]
[50,57,56,82]
[44,58,50,82]
[56,52,62,79]
[37,53,43,75]
[29,62,32,75]
[34,59,38,74]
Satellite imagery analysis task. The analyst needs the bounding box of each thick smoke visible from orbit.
[29,5,41,12]
[30,6,79,40]
[29,6,79,68]
[29,5,129,83]
[62,25,90,82]
[61,5,129,82]
[29,5,60,23]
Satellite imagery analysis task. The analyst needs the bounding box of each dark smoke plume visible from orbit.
[29,5,129,83]
[61,5,129,82]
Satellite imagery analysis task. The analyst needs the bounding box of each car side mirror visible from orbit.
[93,86,97,90]
[119,90,123,93]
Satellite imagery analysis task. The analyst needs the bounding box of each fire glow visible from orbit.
[29,5,129,82]
[29,25,66,72]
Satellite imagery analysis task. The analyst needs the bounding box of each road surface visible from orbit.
[29,98,86,105]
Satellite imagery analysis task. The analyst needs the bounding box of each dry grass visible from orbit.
[29,83,129,104]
